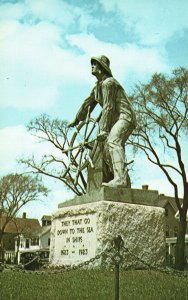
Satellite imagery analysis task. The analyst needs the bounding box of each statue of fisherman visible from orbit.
[68,55,136,187]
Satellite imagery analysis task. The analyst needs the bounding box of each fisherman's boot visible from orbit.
[102,149,128,187]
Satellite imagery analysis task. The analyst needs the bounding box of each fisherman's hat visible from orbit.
[91,55,112,76]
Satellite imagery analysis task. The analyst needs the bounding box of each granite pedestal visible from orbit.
[50,187,166,269]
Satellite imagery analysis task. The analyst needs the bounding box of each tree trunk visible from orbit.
[15,235,21,264]
[0,232,4,262]
[175,211,187,270]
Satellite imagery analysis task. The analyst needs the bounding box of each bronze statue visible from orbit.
[68,55,136,187]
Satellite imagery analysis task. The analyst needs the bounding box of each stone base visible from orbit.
[58,186,159,208]
[50,200,165,269]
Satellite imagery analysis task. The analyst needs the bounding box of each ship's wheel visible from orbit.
[63,109,101,185]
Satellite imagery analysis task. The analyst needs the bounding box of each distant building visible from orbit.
[0,212,53,263]
[142,185,188,264]
[39,215,51,250]
[40,226,51,249]
[1,212,41,263]
[139,185,187,265]
[15,214,52,263]
[155,192,187,265]
[41,215,52,227]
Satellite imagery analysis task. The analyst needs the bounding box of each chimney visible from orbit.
[142,185,149,190]
[22,212,26,219]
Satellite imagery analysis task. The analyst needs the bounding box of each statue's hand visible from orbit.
[67,119,79,128]
[97,131,108,142]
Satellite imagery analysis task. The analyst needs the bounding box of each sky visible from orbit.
[0,0,188,220]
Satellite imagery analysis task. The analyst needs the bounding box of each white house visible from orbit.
[14,215,52,263]
[39,226,51,249]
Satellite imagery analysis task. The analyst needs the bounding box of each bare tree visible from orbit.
[21,114,90,195]
[0,173,48,260]
[129,67,188,270]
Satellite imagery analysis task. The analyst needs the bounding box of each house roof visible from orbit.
[157,195,182,212]
[1,216,41,238]
[41,215,51,221]
[157,199,169,208]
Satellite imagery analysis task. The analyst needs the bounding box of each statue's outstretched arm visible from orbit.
[68,88,97,128]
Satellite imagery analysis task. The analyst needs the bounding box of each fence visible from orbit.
[1,235,188,300]
[4,250,16,263]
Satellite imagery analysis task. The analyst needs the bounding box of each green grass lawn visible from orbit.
[0,269,188,300]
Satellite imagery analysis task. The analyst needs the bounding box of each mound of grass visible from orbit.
[0,269,187,300]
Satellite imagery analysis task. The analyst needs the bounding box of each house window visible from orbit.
[174,227,178,237]
[42,220,46,226]
[166,225,169,237]
[26,239,30,248]
[42,220,51,226]
[31,238,39,246]
[48,238,50,246]
[20,239,24,248]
